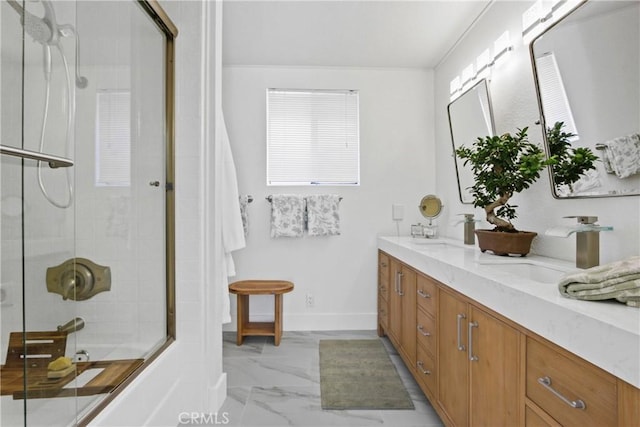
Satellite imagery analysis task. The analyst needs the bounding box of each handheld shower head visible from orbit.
[7,0,57,45]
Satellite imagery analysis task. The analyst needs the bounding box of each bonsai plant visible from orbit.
[455,123,597,256]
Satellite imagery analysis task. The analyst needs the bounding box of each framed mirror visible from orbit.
[447,79,495,203]
[531,1,640,198]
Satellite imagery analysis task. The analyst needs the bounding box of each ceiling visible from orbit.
[222,0,492,69]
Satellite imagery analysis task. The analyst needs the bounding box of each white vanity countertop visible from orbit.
[378,235,640,388]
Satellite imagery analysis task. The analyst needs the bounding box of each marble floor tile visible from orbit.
[221,331,443,427]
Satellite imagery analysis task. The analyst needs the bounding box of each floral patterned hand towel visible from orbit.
[270,194,305,238]
[306,194,341,236]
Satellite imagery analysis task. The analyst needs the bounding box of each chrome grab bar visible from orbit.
[538,376,586,409]
[1,144,73,168]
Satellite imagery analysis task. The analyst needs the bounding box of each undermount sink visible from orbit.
[478,260,571,284]
[410,239,458,249]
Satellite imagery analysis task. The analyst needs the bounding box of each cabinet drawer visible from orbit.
[416,307,435,355]
[526,337,617,427]
[416,344,436,395]
[416,273,436,315]
[525,405,561,427]
[378,252,390,300]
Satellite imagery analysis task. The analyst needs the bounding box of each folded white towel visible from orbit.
[306,194,341,236]
[558,256,640,306]
[603,133,640,179]
[270,194,305,238]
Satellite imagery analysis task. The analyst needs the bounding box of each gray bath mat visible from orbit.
[319,339,414,410]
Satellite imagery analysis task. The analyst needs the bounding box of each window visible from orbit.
[536,52,579,139]
[95,90,131,186]
[266,88,360,186]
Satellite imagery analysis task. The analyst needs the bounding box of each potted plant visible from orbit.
[455,123,597,256]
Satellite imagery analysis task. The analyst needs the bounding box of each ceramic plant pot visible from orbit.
[475,229,537,257]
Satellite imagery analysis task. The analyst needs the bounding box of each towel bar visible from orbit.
[266,195,343,202]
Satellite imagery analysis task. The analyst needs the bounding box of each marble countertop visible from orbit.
[378,235,640,388]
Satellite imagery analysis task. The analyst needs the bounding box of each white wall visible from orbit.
[223,66,434,331]
[434,1,640,264]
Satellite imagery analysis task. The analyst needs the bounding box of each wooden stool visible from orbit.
[229,280,294,346]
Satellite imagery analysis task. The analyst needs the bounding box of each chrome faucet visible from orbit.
[545,216,613,269]
[455,214,476,245]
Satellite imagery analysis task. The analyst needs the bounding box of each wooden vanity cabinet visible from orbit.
[437,286,520,427]
[377,250,640,427]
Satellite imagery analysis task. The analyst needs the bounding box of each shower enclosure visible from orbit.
[1,1,176,425]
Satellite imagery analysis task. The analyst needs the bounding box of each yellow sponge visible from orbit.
[48,356,72,371]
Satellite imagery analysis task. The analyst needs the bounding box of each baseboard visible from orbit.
[208,372,227,412]
[222,312,377,332]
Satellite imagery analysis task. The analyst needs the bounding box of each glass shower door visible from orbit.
[1,1,174,424]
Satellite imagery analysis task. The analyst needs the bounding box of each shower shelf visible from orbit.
[0,144,74,168]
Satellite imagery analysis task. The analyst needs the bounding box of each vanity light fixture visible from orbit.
[450,29,513,101]
[522,0,581,45]
[450,76,462,96]
[493,31,513,64]
[476,48,492,79]
[461,63,475,89]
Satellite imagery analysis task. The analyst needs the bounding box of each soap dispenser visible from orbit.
[460,214,476,245]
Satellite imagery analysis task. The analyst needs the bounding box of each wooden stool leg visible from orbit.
[236,294,249,346]
[274,294,283,346]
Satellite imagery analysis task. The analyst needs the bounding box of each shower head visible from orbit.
[7,0,58,46]
[9,1,89,89]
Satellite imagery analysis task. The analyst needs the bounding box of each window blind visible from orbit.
[536,52,579,139]
[267,89,360,186]
[95,90,131,186]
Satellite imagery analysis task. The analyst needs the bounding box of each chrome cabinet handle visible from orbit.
[456,313,466,351]
[537,377,586,409]
[417,289,431,299]
[381,262,388,268]
[417,361,431,375]
[394,272,399,294]
[417,325,430,336]
[468,321,478,361]
[397,272,404,296]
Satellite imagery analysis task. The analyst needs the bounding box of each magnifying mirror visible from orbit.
[418,195,443,238]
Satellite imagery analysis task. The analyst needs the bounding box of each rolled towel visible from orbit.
[558,256,640,306]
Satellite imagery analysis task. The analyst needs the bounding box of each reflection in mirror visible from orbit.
[447,79,495,203]
[531,0,640,198]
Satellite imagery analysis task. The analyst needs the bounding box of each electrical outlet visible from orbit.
[305,293,315,308]
[392,204,404,221]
